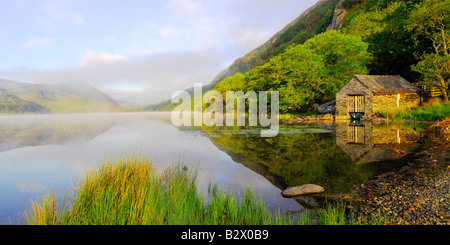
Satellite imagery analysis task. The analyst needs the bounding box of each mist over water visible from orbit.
[0,112,427,224]
[0,112,300,224]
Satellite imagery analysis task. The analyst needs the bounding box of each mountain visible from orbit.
[149,0,448,112]
[0,79,120,114]
[146,0,340,111]
[206,0,340,88]
[0,90,49,114]
[212,0,448,113]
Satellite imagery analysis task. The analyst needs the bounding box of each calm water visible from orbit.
[0,112,426,224]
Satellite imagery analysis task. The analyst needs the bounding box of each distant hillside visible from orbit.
[0,90,49,114]
[0,79,120,114]
[146,0,339,111]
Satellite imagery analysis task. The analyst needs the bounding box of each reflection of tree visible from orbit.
[203,125,375,194]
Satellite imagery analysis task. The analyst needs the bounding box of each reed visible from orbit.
[24,154,294,225]
[316,203,347,225]
[26,154,393,225]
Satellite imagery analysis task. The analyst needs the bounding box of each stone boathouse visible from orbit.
[335,75,421,120]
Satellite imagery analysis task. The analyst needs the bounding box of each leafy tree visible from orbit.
[412,53,450,101]
[215,73,246,93]
[342,0,428,81]
[302,30,371,92]
[215,30,371,113]
[408,0,450,101]
[408,0,450,57]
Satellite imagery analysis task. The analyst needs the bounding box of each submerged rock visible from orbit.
[282,184,325,197]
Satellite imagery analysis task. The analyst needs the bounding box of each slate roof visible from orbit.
[353,75,420,94]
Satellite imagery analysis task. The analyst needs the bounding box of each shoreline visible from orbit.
[347,118,450,225]
[284,113,440,125]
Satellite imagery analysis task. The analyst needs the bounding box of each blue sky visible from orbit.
[0,0,319,104]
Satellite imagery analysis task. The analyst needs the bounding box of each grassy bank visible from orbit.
[24,154,294,225]
[378,101,449,122]
[24,154,392,225]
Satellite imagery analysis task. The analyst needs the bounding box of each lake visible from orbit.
[0,112,427,224]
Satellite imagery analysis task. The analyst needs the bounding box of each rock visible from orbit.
[311,103,320,111]
[326,0,347,31]
[282,184,325,197]
[318,100,336,114]
[294,196,321,209]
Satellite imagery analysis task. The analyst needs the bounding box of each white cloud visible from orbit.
[2,0,321,105]
[1,45,224,105]
[79,51,128,66]
[23,38,54,50]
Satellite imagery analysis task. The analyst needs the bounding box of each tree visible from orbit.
[303,30,371,93]
[408,0,450,101]
[412,53,450,100]
[215,30,371,113]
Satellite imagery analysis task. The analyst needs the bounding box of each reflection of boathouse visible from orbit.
[336,122,420,163]
[335,75,420,120]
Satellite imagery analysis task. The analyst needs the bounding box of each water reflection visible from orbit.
[336,121,421,164]
[0,112,172,153]
[0,112,300,224]
[203,125,367,196]
[0,113,429,224]
[202,121,427,210]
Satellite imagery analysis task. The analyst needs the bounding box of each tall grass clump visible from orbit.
[316,203,347,225]
[378,101,450,122]
[24,154,293,225]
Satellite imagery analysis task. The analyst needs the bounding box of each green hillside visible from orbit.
[215,30,371,113]
[0,79,120,114]
[0,90,49,114]
[214,0,449,113]
[149,0,449,112]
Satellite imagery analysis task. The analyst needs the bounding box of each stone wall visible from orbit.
[336,77,421,119]
[372,92,420,116]
[336,78,373,119]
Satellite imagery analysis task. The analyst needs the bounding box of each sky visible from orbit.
[0,0,319,105]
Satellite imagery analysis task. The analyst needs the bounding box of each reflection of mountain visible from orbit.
[336,122,422,164]
[0,114,119,153]
[0,112,175,153]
